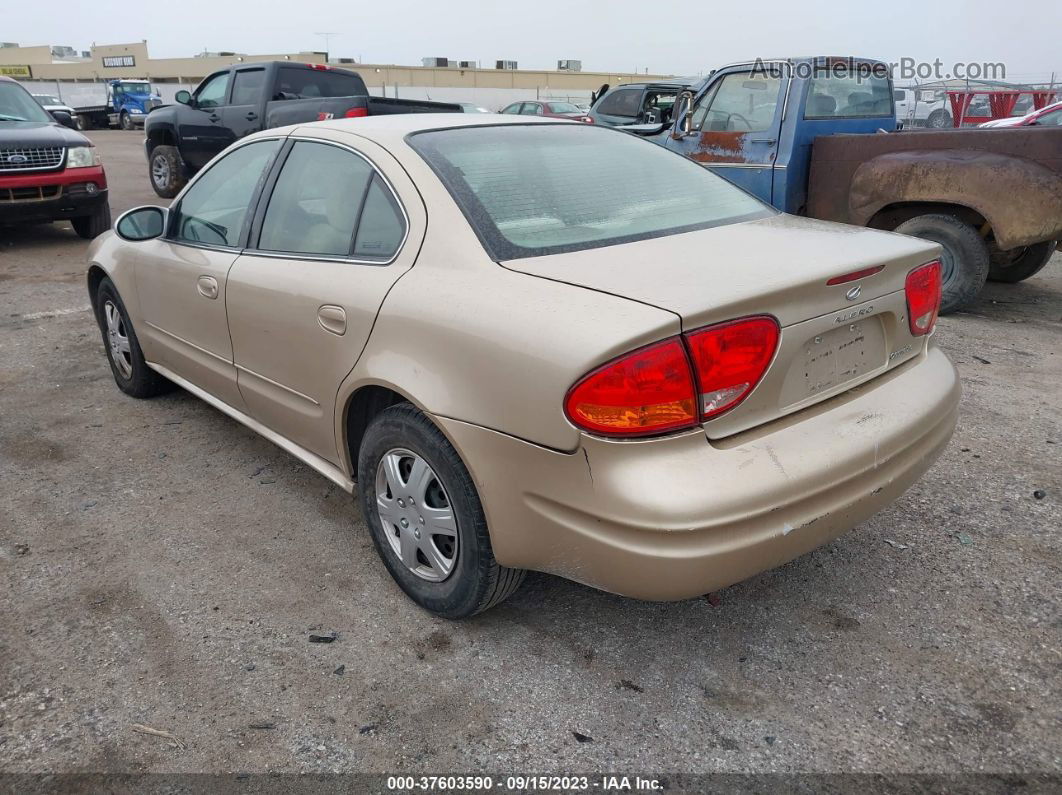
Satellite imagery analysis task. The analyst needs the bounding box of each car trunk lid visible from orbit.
[501,213,941,438]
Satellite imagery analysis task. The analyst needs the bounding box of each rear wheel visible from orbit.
[987,240,1056,283]
[927,109,952,128]
[894,213,989,314]
[358,403,525,618]
[149,145,187,199]
[71,203,112,240]
[94,278,172,398]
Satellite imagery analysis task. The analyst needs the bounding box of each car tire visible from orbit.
[94,277,172,399]
[120,112,133,131]
[149,145,187,199]
[987,239,1056,283]
[358,402,525,618]
[894,213,989,314]
[73,114,84,130]
[71,203,112,240]
[927,109,952,128]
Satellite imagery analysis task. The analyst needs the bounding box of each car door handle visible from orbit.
[196,275,219,300]
[208,113,220,122]
[317,305,346,336]
[750,137,777,144]
[245,112,258,121]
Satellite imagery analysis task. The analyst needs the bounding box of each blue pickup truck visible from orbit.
[622,56,1062,312]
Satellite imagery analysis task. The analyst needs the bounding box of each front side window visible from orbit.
[501,103,521,114]
[692,72,781,132]
[195,73,230,109]
[258,141,405,259]
[171,139,280,247]
[409,124,771,260]
[805,70,893,118]
[231,70,266,106]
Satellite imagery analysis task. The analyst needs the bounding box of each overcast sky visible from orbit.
[7,0,1060,82]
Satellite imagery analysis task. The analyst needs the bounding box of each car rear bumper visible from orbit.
[0,166,108,224]
[437,344,960,601]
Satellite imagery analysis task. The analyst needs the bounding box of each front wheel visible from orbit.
[987,240,1056,283]
[71,203,112,239]
[94,278,172,398]
[927,109,952,128]
[120,112,134,131]
[149,145,187,199]
[894,213,989,314]
[358,403,525,618]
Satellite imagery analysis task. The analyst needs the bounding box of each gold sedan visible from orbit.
[87,114,959,617]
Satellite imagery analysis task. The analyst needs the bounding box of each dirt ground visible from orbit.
[1,130,1059,782]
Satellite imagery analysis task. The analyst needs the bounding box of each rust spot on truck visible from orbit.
[688,131,755,164]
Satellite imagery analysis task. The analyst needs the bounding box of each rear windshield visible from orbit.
[546,102,581,113]
[407,124,772,260]
[275,67,368,99]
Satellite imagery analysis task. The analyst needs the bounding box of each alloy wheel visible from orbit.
[375,448,458,582]
[103,300,133,379]
[151,156,170,190]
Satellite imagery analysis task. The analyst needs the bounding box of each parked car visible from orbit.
[499,100,589,120]
[31,93,83,129]
[457,103,493,113]
[587,78,703,127]
[893,87,951,128]
[144,61,461,198]
[1,76,111,238]
[979,99,1062,128]
[87,114,958,618]
[627,57,1062,310]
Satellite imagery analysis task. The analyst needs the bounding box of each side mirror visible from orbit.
[175,90,192,106]
[51,110,78,130]
[673,90,694,138]
[116,206,168,241]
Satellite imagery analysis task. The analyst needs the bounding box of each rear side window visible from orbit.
[231,69,266,105]
[274,67,368,100]
[595,89,640,117]
[409,124,770,260]
[805,71,893,118]
[172,139,280,247]
[258,141,405,260]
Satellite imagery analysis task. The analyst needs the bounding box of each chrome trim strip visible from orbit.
[144,321,232,364]
[235,363,321,407]
[146,361,354,493]
[703,162,776,170]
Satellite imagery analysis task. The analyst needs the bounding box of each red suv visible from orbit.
[1,76,110,238]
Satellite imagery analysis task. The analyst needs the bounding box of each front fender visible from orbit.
[850,149,1062,249]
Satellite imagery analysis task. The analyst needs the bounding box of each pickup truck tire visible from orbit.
[987,240,1056,283]
[71,203,112,240]
[927,109,952,129]
[119,112,133,131]
[894,214,989,314]
[149,145,187,199]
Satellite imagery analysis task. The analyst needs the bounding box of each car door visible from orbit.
[220,66,266,141]
[667,69,784,203]
[179,70,236,170]
[893,88,911,125]
[224,132,425,465]
[134,138,282,409]
[519,102,544,116]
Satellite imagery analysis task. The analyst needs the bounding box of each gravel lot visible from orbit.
[1,130,1059,781]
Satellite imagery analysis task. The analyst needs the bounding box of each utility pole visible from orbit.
[314,32,337,63]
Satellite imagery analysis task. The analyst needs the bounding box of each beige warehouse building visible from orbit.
[0,41,676,109]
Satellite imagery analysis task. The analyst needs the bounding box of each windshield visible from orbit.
[546,102,581,113]
[0,83,54,122]
[34,95,62,105]
[408,124,772,260]
[116,82,151,95]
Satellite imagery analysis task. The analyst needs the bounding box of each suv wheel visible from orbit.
[71,203,112,240]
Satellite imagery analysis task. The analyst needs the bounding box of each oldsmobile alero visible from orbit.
[87,114,960,617]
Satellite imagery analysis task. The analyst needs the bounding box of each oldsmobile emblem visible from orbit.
[845,285,862,301]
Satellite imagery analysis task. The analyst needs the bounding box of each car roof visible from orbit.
[276,113,569,145]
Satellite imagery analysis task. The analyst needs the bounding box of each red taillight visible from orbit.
[344,107,369,118]
[309,63,332,71]
[564,339,698,437]
[905,260,942,336]
[685,316,779,420]
[565,315,780,437]
[826,264,885,285]
[583,116,594,124]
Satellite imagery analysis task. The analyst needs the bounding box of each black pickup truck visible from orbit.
[144,61,460,197]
